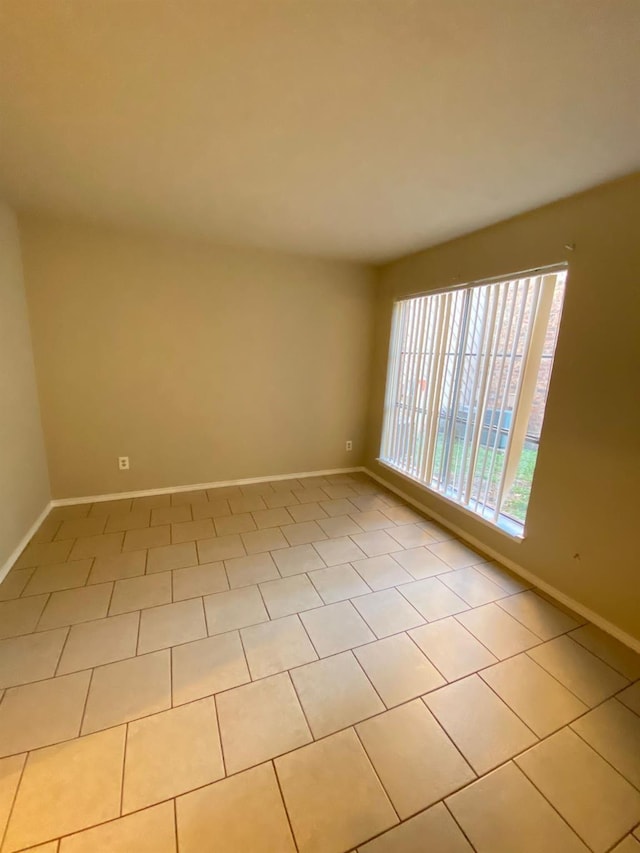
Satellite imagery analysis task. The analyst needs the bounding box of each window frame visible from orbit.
[377,263,568,541]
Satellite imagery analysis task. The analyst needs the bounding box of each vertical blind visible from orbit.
[380,268,567,533]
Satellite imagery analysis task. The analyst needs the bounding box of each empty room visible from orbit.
[1,1,639,851]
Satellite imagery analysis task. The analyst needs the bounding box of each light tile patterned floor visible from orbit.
[0,472,638,852]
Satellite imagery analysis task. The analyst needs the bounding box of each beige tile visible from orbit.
[393,547,452,579]
[324,484,358,500]
[171,518,215,544]
[104,508,151,533]
[215,512,256,536]
[268,478,301,491]
[440,566,507,606]
[82,650,171,733]
[38,583,112,630]
[352,588,424,638]
[241,526,288,554]
[57,612,139,674]
[410,617,497,680]
[109,572,171,615]
[293,487,330,504]
[291,651,383,737]
[190,498,231,519]
[30,516,63,544]
[272,543,325,576]
[23,560,92,596]
[358,802,474,853]
[349,495,388,513]
[88,549,146,584]
[276,728,397,853]
[612,837,640,853]
[288,502,329,523]
[312,535,366,566]
[475,560,531,594]
[60,801,175,853]
[350,530,402,558]
[217,672,311,773]
[19,841,59,852]
[68,532,123,560]
[123,697,224,812]
[172,631,250,705]
[151,504,191,526]
[281,521,327,546]
[172,561,227,600]
[207,485,242,501]
[0,595,48,639]
[425,675,536,773]
[4,726,125,852]
[138,598,207,654]
[203,585,268,635]
[348,510,395,532]
[317,514,362,537]
[0,568,34,601]
[569,623,640,679]
[386,523,436,548]
[357,700,475,819]
[241,614,317,678]
[618,681,640,715]
[229,495,266,514]
[446,761,589,853]
[47,506,90,523]
[0,628,67,688]
[481,653,588,737]
[429,540,486,569]
[264,489,298,509]
[123,524,170,551]
[382,505,423,525]
[399,576,468,621]
[301,600,375,657]
[54,516,106,541]
[147,541,197,573]
[252,507,294,529]
[320,498,358,516]
[355,633,445,706]
[528,635,628,706]
[196,533,245,562]
[309,563,371,603]
[176,763,295,853]
[259,574,323,618]
[498,591,580,639]
[225,551,279,588]
[572,698,640,788]
[516,728,640,852]
[456,603,540,658]
[297,477,330,490]
[351,554,412,590]
[0,753,26,844]
[0,671,90,756]
[171,489,208,506]
[89,499,133,516]
[133,493,171,510]
[15,540,73,569]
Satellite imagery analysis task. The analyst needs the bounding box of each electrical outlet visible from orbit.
[118,456,130,471]
[345,440,353,452]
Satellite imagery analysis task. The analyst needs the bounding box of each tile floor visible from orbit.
[0,472,639,852]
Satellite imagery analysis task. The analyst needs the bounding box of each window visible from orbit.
[379,267,567,537]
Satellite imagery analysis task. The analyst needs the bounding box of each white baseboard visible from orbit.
[365,467,640,655]
[51,467,364,507]
[0,501,53,585]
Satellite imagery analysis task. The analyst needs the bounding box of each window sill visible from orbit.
[375,458,526,542]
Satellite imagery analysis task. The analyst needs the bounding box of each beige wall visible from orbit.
[0,203,50,571]
[367,174,640,641]
[20,217,375,499]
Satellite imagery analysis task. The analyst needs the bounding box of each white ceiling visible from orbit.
[0,0,638,263]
